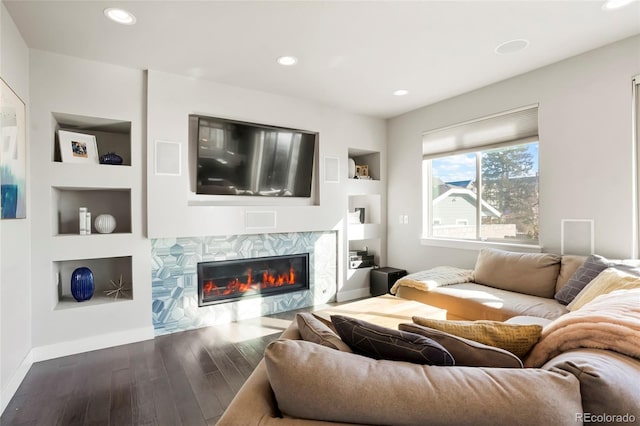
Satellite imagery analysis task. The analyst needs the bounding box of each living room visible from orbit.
[1,0,639,423]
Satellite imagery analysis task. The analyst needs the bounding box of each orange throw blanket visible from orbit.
[524,288,640,367]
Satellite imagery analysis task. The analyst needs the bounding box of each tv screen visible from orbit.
[191,115,317,197]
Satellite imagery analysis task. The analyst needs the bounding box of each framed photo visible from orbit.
[1,78,27,219]
[355,164,369,177]
[58,130,99,164]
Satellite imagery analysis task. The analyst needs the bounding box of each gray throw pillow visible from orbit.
[399,323,523,368]
[330,315,454,366]
[554,254,609,305]
[296,313,352,352]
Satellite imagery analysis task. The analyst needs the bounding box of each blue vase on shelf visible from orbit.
[71,267,94,302]
[99,152,123,165]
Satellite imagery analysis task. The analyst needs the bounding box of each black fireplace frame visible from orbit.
[197,253,310,307]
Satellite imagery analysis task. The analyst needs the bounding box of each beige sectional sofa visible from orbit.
[394,249,586,321]
[217,249,640,425]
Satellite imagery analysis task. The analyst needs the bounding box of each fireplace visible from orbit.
[197,253,310,306]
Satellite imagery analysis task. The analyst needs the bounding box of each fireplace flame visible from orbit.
[203,266,299,297]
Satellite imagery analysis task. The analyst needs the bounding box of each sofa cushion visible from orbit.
[296,313,352,352]
[412,317,542,358]
[473,248,561,298]
[555,255,587,293]
[264,339,582,426]
[399,322,523,368]
[543,349,640,422]
[505,315,553,327]
[331,315,454,365]
[554,254,610,305]
[567,267,640,311]
[397,283,569,321]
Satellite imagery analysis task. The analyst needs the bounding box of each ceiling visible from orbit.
[4,0,640,118]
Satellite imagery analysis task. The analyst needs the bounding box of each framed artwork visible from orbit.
[355,164,369,177]
[1,78,27,219]
[58,130,99,164]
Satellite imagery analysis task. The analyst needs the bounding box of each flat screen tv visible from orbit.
[191,115,317,197]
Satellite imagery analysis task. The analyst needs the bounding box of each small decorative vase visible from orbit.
[71,267,94,302]
[348,158,356,179]
[99,152,123,165]
[94,214,116,234]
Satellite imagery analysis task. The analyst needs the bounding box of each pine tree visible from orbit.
[481,145,538,238]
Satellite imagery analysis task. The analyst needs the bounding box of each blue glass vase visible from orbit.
[71,267,94,302]
[99,152,123,165]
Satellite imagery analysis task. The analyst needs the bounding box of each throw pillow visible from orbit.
[567,267,640,311]
[296,313,352,352]
[473,248,561,298]
[554,254,610,305]
[412,316,542,359]
[330,315,454,366]
[398,323,523,368]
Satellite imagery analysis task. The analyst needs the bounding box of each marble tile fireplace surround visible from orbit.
[151,231,337,335]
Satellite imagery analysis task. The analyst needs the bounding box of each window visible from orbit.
[422,106,539,245]
[634,75,640,258]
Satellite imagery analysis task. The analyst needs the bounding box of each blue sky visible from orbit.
[432,142,539,183]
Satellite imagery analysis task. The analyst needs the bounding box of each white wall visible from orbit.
[146,70,386,238]
[28,50,152,351]
[387,35,640,273]
[0,2,32,412]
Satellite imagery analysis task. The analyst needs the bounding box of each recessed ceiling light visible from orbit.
[277,56,298,66]
[393,89,409,96]
[602,0,635,10]
[104,8,137,25]
[494,39,530,55]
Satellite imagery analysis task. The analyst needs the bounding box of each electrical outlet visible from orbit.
[399,215,404,224]
[403,215,409,224]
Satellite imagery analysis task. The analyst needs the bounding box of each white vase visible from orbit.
[94,214,116,234]
[348,158,356,179]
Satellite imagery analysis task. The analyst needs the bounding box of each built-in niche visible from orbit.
[52,187,131,235]
[52,112,132,165]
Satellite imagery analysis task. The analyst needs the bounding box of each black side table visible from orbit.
[370,267,408,297]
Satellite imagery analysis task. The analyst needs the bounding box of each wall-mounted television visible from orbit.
[190,115,317,198]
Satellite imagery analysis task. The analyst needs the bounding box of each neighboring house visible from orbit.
[432,187,501,227]
[431,184,517,239]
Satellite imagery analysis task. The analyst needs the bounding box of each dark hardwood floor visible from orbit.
[0,307,319,426]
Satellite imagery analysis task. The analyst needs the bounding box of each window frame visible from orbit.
[422,139,541,252]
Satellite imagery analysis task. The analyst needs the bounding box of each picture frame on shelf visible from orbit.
[58,130,99,164]
[355,164,371,179]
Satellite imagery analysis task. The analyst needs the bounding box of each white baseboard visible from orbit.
[336,287,371,302]
[31,326,155,362]
[1,350,34,415]
[1,326,154,416]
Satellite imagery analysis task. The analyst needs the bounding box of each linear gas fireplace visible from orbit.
[197,253,310,306]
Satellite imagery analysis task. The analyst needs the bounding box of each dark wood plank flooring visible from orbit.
[1,307,324,426]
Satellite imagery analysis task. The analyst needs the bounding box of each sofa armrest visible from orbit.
[217,322,354,425]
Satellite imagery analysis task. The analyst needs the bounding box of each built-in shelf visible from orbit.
[347,223,382,241]
[52,112,132,165]
[348,148,380,180]
[52,187,131,235]
[54,256,133,310]
[56,294,133,310]
[345,147,384,296]
[348,194,381,225]
[345,267,373,285]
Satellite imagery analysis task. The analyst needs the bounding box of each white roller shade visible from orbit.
[422,105,539,158]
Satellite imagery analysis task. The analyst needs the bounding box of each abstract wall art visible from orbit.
[1,78,26,219]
